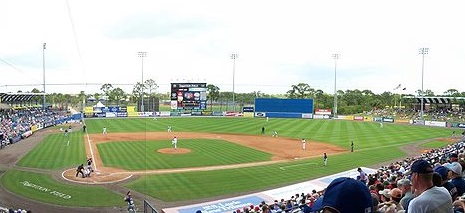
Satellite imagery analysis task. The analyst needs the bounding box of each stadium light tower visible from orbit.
[231,53,238,112]
[42,43,46,110]
[138,51,147,113]
[418,47,429,121]
[332,53,339,118]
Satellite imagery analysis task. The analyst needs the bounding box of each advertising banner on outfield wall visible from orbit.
[116,112,128,117]
[425,120,446,127]
[457,123,465,128]
[336,115,353,120]
[301,113,313,119]
[254,112,266,117]
[315,108,332,115]
[373,117,383,122]
[353,116,364,121]
[313,114,331,119]
[105,112,116,117]
[382,117,394,123]
[412,120,425,125]
[243,107,254,112]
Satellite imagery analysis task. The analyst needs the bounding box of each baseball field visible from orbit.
[0,117,455,212]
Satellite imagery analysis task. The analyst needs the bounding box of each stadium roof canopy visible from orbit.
[0,92,44,103]
[403,96,465,104]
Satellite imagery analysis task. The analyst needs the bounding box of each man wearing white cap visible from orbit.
[447,162,465,197]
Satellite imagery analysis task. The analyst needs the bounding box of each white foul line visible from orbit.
[83,120,98,172]
[279,162,317,170]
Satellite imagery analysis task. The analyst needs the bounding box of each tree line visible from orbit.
[19,81,465,114]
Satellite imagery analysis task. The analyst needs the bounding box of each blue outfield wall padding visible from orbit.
[265,112,303,118]
[255,98,313,113]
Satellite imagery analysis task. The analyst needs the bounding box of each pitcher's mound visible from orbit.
[157,148,191,154]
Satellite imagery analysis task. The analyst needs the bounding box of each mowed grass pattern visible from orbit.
[86,117,452,150]
[1,170,123,206]
[9,117,456,205]
[98,139,272,170]
[126,148,406,201]
[17,131,86,169]
[83,117,453,201]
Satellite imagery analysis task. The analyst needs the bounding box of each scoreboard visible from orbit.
[170,83,207,110]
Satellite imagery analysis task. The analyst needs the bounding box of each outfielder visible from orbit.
[172,136,178,149]
[301,138,306,150]
[272,130,278,137]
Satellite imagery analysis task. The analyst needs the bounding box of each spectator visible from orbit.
[447,162,465,197]
[319,177,373,212]
[434,165,458,201]
[397,178,414,210]
[406,159,452,212]
[357,167,368,184]
[380,188,403,213]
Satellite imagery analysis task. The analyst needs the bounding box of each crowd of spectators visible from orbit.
[216,133,465,213]
[368,107,465,122]
[0,108,70,149]
[1,107,72,212]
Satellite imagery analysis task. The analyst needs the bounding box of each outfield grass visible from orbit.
[126,148,406,201]
[85,117,452,150]
[98,139,272,170]
[0,170,123,207]
[5,117,456,205]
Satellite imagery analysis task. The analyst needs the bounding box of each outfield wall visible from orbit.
[254,98,314,119]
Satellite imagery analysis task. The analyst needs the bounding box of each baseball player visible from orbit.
[272,130,278,137]
[323,153,328,166]
[301,138,306,150]
[75,164,84,178]
[167,125,172,132]
[172,136,178,149]
[102,127,107,134]
[87,157,93,173]
[124,191,136,212]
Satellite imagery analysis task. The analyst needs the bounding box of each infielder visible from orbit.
[102,127,107,134]
[172,136,178,149]
[167,125,172,132]
[301,138,306,150]
[272,130,278,137]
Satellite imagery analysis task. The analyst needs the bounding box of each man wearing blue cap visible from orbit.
[316,177,373,213]
[407,159,453,213]
[434,165,458,201]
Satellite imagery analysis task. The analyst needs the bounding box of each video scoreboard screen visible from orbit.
[170,83,207,110]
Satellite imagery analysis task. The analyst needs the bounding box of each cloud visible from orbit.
[104,12,215,39]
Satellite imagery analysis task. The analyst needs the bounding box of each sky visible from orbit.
[1,0,464,96]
